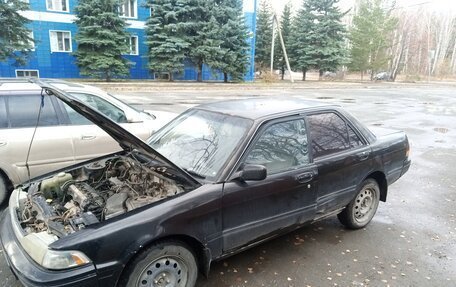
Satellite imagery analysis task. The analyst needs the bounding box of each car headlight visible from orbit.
[41,249,91,270]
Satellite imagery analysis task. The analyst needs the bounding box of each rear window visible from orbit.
[8,95,60,128]
[0,98,7,128]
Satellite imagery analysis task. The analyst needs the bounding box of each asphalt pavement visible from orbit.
[1,84,455,287]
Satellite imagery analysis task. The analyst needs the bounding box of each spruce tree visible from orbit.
[290,1,316,80]
[0,0,34,65]
[292,0,347,80]
[211,0,250,82]
[74,0,130,81]
[178,0,223,82]
[349,0,397,80]
[255,0,273,70]
[145,0,189,81]
[274,3,292,80]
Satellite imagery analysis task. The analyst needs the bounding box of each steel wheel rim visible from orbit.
[354,187,377,223]
[136,256,188,287]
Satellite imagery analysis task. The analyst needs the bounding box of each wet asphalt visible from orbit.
[1,84,455,287]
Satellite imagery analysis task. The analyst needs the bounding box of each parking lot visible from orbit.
[1,84,455,287]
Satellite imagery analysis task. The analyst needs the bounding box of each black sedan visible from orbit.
[0,83,410,287]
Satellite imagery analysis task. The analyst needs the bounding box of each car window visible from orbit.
[245,119,309,174]
[61,102,92,125]
[8,95,59,128]
[70,93,128,123]
[348,125,363,148]
[307,112,352,158]
[0,98,7,128]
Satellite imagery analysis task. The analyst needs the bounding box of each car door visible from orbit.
[0,94,75,184]
[57,100,123,163]
[306,111,371,218]
[222,117,318,252]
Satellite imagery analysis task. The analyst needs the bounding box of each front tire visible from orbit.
[119,241,198,287]
[338,178,380,229]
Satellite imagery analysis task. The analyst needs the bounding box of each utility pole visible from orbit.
[269,13,294,83]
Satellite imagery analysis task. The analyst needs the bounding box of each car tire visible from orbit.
[118,241,198,287]
[338,178,380,229]
[0,175,9,206]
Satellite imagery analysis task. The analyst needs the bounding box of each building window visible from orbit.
[50,31,72,52]
[119,0,137,18]
[128,36,138,55]
[46,0,69,12]
[15,70,39,78]
[27,31,35,51]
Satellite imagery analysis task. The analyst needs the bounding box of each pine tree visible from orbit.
[255,0,273,70]
[74,0,130,81]
[0,0,34,65]
[349,0,398,80]
[211,0,250,82]
[178,0,224,82]
[292,0,347,80]
[145,0,189,81]
[274,3,292,80]
[290,1,317,80]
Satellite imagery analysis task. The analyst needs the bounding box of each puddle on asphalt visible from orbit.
[434,128,449,134]
[372,123,384,126]
[341,98,356,103]
[316,96,334,100]
[374,102,387,105]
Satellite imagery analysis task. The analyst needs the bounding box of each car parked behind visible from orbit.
[0,79,161,204]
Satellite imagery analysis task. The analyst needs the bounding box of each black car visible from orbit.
[0,82,411,287]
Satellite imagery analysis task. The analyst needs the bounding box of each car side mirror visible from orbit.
[233,164,267,182]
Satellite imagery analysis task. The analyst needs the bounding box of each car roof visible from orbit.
[194,97,338,120]
[0,80,105,95]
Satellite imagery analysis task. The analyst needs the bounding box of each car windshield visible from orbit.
[148,109,252,181]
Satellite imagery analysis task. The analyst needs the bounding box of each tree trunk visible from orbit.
[224,73,228,83]
[302,69,307,81]
[105,70,112,82]
[319,69,324,80]
[169,72,174,82]
[281,66,285,80]
[197,62,203,82]
[361,71,363,81]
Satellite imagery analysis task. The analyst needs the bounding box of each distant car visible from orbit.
[1,82,411,287]
[374,72,391,81]
[0,79,162,205]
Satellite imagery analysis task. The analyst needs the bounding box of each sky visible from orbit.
[270,0,456,15]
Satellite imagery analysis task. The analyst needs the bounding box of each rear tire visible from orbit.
[338,179,380,229]
[118,240,198,287]
[0,175,9,206]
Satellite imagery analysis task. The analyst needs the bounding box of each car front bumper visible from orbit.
[0,209,99,287]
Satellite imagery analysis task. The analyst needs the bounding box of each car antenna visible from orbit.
[25,88,46,184]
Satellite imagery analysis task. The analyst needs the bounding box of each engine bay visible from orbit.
[19,154,186,237]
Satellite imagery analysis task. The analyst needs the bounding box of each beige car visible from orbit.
[0,80,162,204]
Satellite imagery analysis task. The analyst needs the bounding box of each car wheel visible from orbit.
[119,241,198,287]
[338,178,380,229]
[0,175,9,206]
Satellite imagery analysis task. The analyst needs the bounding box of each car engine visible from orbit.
[19,154,185,237]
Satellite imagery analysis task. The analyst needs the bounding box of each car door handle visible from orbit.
[0,141,6,147]
[357,151,370,161]
[81,135,96,141]
[296,172,314,184]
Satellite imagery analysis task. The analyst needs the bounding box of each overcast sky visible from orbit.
[270,0,456,15]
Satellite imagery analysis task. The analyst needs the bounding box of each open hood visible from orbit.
[41,84,200,186]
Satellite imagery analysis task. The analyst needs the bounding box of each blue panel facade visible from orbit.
[0,0,257,81]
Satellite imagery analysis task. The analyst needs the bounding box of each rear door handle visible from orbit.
[0,141,6,147]
[81,135,96,141]
[357,151,370,161]
[296,172,314,184]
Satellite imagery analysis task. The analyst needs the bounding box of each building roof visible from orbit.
[195,97,338,120]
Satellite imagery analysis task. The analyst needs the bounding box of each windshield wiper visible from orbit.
[183,169,206,179]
